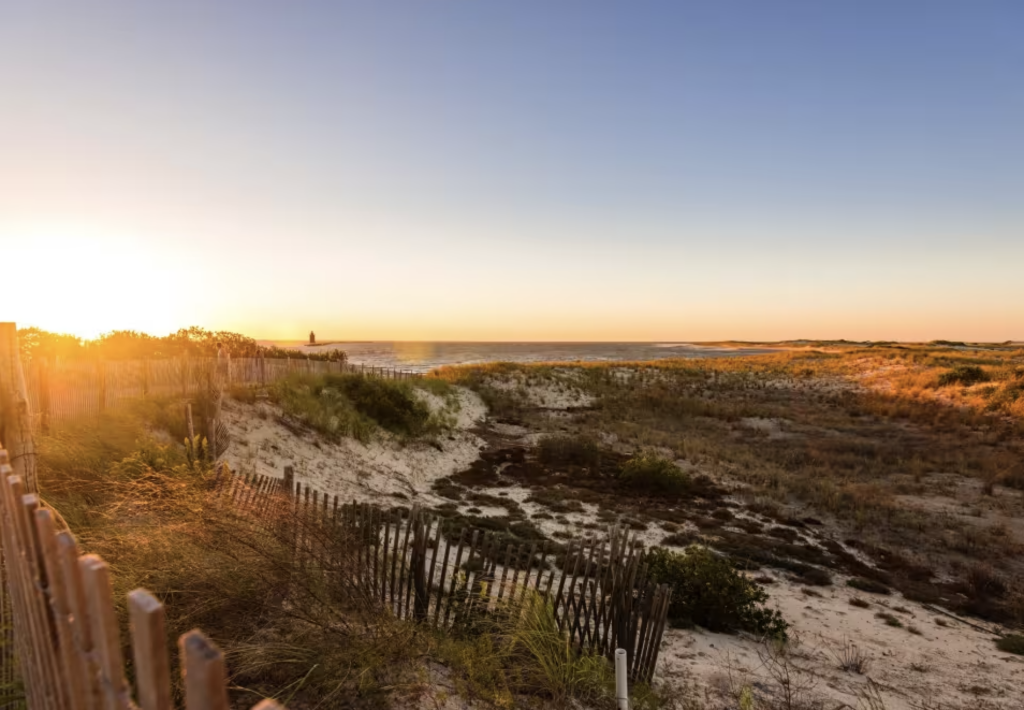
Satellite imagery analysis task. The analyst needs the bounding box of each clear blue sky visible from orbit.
[2,1,1021,340]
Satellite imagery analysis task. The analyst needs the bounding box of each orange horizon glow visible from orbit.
[5,228,1022,345]
[11,227,1022,344]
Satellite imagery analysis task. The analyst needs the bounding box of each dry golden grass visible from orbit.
[34,398,649,709]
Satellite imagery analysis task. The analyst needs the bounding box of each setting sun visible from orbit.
[6,229,185,338]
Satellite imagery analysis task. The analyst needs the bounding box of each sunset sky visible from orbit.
[2,2,1021,342]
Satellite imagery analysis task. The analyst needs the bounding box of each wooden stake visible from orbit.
[81,554,130,710]
[129,590,173,710]
[180,630,230,710]
[0,323,38,492]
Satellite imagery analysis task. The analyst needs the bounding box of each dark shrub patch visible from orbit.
[938,366,990,387]
[996,635,1024,655]
[767,526,800,542]
[734,519,764,534]
[537,434,601,468]
[525,488,585,513]
[795,567,833,587]
[847,577,891,595]
[619,454,690,495]
[661,532,697,547]
[432,479,464,501]
[647,546,788,638]
[876,612,902,627]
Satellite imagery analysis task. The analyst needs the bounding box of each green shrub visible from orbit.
[995,634,1024,655]
[334,374,433,435]
[619,453,690,495]
[938,365,990,387]
[647,546,788,638]
[273,373,438,440]
[538,435,601,468]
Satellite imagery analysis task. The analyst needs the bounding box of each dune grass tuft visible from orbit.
[271,372,448,442]
[619,453,690,495]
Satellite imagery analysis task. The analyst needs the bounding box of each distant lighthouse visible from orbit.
[309,330,316,345]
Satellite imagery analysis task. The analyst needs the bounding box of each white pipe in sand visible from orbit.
[615,648,629,710]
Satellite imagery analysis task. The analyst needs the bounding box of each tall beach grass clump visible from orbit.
[619,453,690,495]
[271,372,447,441]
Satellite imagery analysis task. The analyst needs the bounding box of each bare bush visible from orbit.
[829,638,871,674]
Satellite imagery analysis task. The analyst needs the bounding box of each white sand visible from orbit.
[220,387,487,503]
[660,573,1023,709]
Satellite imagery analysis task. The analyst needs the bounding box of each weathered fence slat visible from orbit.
[181,631,230,710]
[128,590,173,710]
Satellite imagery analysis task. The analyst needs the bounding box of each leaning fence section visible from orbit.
[0,448,288,710]
[217,469,673,683]
[22,356,418,431]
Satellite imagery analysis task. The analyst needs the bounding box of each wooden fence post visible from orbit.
[97,360,107,414]
[180,631,230,710]
[38,357,52,435]
[0,323,38,493]
[128,590,173,710]
[180,355,188,397]
[81,554,131,708]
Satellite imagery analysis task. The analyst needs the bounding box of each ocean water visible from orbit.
[266,341,775,374]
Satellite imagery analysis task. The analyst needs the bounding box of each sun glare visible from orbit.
[6,231,184,338]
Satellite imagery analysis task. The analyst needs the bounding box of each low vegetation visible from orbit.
[995,634,1024,656]
[938,364,991,387]
[538,434,602,468]
[24,336,1024,708]
[441,342,1024,628]
[831,638,872,674]
[875,612,903,628]
[619,453,690,495]
[19,325,347,361]
[33,398,656,708]
[847,577,891,595]
[271,372,449,441]
[646,546,789,638]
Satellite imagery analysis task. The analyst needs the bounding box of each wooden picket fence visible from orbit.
[217,468,673,683]
[0,448,288,710]
[22,357,417,432]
